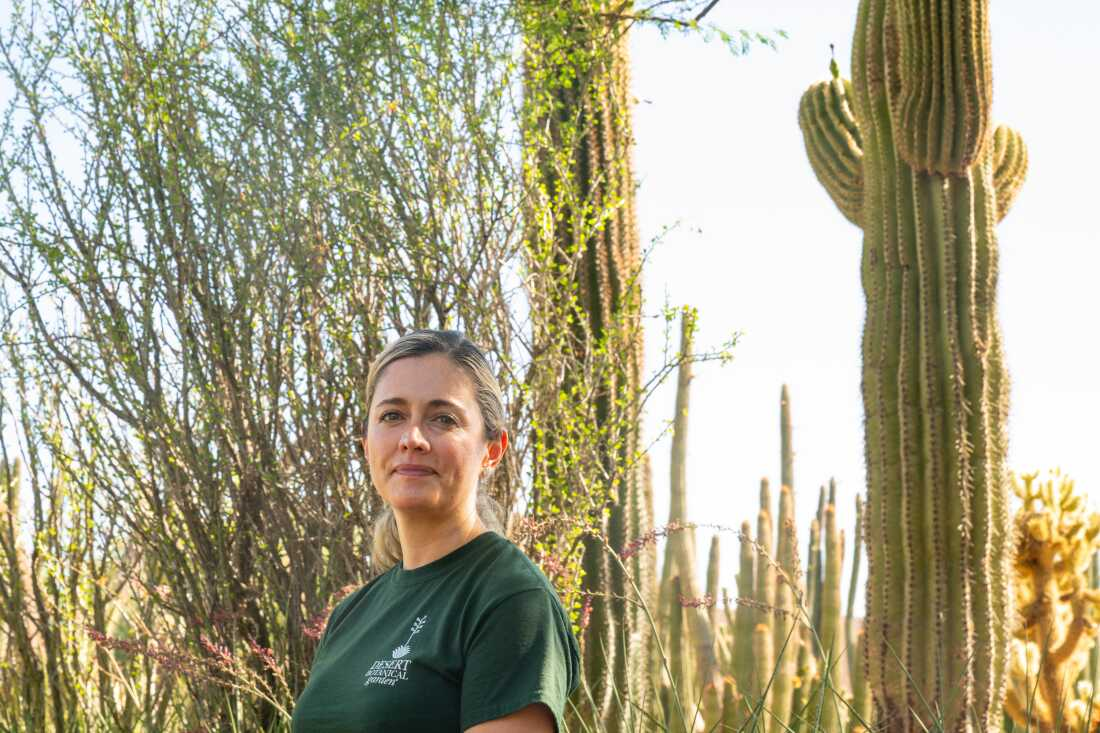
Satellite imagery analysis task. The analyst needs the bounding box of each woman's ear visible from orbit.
[483,430,508,470]
[357,418,369,461]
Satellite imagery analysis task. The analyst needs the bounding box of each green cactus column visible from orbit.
[658,308,722,706]
[519,3,655,728]
[733,521,757,711]
[798,0,1026,730]
[772,387,800,733]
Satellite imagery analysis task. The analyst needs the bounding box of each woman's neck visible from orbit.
[395,512,487,570]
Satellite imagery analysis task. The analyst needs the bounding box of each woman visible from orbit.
[292,330,581,732]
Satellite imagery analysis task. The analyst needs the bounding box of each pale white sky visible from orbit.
[633,1,1100,611]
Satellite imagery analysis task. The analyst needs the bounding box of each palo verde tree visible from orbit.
[0,0,528,728]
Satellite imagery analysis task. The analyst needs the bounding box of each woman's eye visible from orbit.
[379,411,401,422]
[435,414,458,426]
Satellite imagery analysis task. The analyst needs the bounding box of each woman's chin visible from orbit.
[387,491,445,514]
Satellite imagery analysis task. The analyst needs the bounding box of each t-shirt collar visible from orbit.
[389,530,499,588]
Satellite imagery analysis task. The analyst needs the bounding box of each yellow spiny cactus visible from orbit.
[1005,469,1100,732]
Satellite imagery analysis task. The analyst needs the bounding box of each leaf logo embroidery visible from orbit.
[391,615,427,659]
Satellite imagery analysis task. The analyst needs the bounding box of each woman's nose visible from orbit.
[399,424,429,451]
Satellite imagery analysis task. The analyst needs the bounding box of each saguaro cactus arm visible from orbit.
[888,0,993,175]
[798,78,864,226]
[992,124,1028,222]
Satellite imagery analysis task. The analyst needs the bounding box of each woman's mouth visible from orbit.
[394,465,435,476]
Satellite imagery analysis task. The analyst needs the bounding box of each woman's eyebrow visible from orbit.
[375,397,465,412]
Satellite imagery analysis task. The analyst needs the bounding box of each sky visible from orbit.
[632,0,1100,611]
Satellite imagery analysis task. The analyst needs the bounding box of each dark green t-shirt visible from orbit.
[291,530,581,732]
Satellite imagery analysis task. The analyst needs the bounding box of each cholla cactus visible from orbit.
[1005,470,1100,732]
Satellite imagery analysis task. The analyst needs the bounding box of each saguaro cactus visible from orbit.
[799,0,1026,730]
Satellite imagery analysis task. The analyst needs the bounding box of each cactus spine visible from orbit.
[799,0,1024,728]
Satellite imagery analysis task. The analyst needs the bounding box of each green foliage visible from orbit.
[0,0,528,728]
[0,0,748,728]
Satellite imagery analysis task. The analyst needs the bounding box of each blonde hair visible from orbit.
[365,330,506,573]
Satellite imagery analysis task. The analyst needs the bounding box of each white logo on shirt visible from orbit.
[363,615,428,688]
[392,615,427,658]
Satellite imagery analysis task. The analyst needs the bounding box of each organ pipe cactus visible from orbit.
[734,520,757,711]
[771,485,798,732]
[1005,470,1100,732]
[657,308,721,713]
[756,480,777,622]
[799,0,1026,729]
[846,494,864,689]
[781,384,794,491]
[804,514,822,641]
[771,386,798,732]
[753,623,775,722]
[847,494,871,733]
[664,575,688,733]
[707,535,721,631]
[850,629,872,732]
[725,387,864,732]
[817,504,846,732]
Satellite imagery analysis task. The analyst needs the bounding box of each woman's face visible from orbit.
[363,353,505,520]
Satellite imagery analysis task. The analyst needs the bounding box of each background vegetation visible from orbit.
[1,0,1095,731]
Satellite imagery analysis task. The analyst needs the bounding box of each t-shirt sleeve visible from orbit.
[460,587,581,732]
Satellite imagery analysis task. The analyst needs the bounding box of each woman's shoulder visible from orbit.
[322,568,395,635]
[466,531,564,604]
[476,530,550,578]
